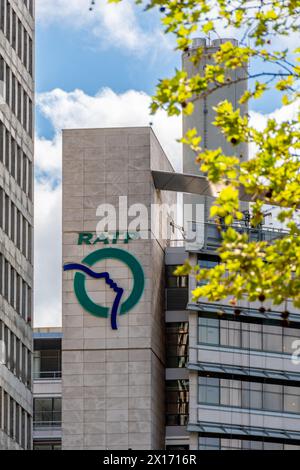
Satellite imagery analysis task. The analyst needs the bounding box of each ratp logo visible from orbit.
[64,247,145,330]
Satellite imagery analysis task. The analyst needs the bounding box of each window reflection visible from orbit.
[166,322,189,368]
[198,376,300,414]
[166,380,189,426]
[199,437,300,450]
[198,317,300,355]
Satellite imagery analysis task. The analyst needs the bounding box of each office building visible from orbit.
[165,38,300,450]
[60,38,300,449]
[0,0,34,450]
[62,126,176,449]
[33,328,62,450]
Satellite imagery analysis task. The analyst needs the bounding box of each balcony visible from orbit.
[33,400,62,441]
[33,370,62,380]
[185,221,286,252]
[33,337,62,382]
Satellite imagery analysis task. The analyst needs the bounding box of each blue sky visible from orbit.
[35,1,180,139]
[34,0,298,327]
[35,1,287,141]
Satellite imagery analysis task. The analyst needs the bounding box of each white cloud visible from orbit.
[37,87,182,170]
[34,87,181,327]
[36,0,170,54]
[35,136,62,177]
[248,100,300,230]
[248,98,300,162]
[249,98,300,131]
[34,178,62,327]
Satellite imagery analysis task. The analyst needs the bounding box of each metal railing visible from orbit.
[167,221,288,251]
[33,420,61,429]
[33,370,62,380]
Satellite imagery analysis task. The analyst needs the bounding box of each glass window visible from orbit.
[221,379,241,407]
[17,20,22,60]
[34,398,62,427]
[16,338,20,378]
[249,323,263,349]
[198,316,299,355]
[22,281,26,320]
[10,203,15,245]
[27,350,31,389]
[166,322,188,368]
[33,442,61,450]
[4,326,9,367]
[22,217,27,257]
[199,437,220,450]
[242,382,263,410]
[199,436,300,450]
[15,404,20,444]
[6,3,11,44]
[242,440,264,450]
[263,325,282,353]
[28,161,33,200]
[264,442,284,450]
[197,256,219,286]
[221,439,243,450]
[11,139,16,180]
[10,264,15,308]
[166,266,188,288]
[283,329,300,354]
[263,383,283,411]
[39,350,62,378]
[166,380,189,426]
[9,397,14,438]
[223,321,241,348]
[10,331,15,373]
[27,414,31,450]
[17,209,21,249]
[21,409,26,449]
[4,193,9,234]
[284,386,300,413]
[21,344,27,384]
[17,83,22,123]
[198,317,219,345]
[198,377,220,405]
[3,392,8,432]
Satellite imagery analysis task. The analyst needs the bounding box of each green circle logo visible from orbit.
[64,248,145,329]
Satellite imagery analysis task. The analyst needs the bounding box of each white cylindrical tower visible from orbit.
[182,37,248,173]
[182,38,248,227]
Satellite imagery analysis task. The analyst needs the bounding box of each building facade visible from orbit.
[62,127,176,449]
[33,328,62,450]
[165,245,300,450]
[166,37,300,450]
[0,0,34,450]
[60,38,300,450]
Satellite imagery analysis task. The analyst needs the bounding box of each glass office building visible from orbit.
[165,242,300,450]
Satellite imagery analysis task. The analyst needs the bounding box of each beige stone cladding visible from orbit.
[62,127,176,449]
